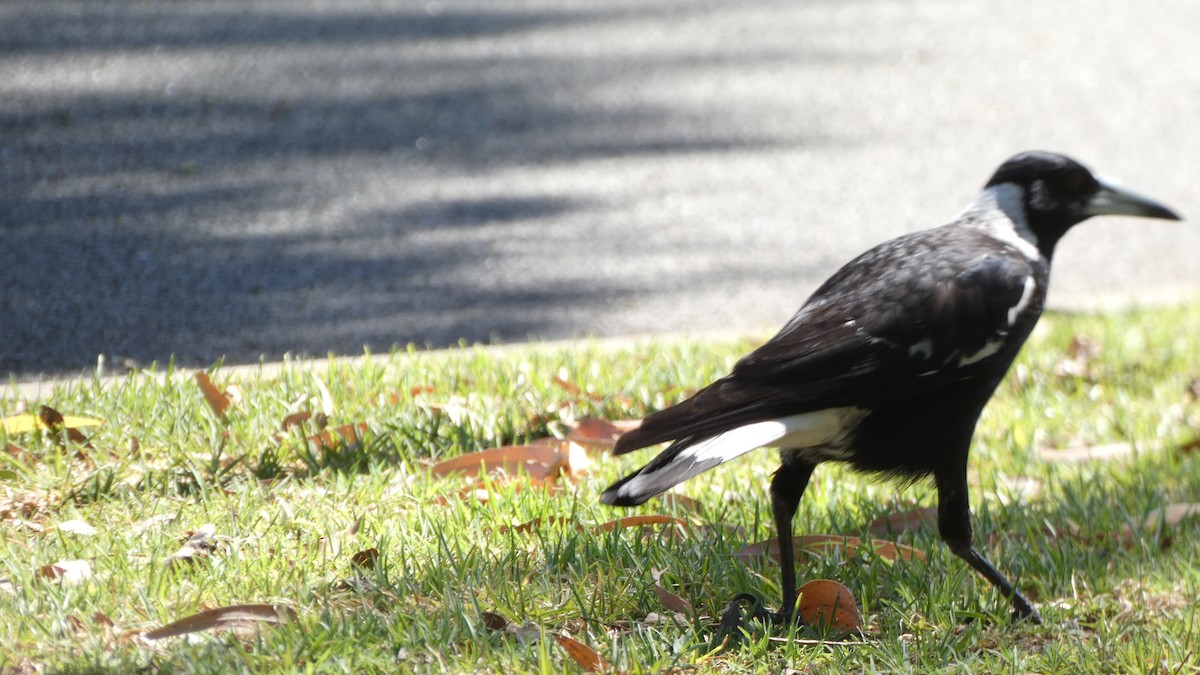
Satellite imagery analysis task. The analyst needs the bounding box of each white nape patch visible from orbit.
[956,184,1042,261]
[908,339,934,359]
[685,407,866,466]
[957,340,1003,367]
[1007,276,1038,325]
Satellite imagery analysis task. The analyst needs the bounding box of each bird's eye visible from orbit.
[1063,173,1086,193]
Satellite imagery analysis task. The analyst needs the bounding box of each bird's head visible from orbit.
[982,151,1181,258]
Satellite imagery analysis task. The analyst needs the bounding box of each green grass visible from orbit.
[2,303,1199,674]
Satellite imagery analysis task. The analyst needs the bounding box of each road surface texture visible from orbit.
[3,0,1198,379]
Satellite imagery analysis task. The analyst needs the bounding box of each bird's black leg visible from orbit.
[771,459,816,623]
[934,462,1042,624]
[717,459,815,636]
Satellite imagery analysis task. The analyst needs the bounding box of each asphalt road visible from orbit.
[3,0,1199,380]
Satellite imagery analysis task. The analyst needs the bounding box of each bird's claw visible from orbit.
[717,593,798,637]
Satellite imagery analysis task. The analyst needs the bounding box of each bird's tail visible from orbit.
[599,420,793,506]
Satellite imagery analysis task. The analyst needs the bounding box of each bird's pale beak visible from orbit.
[1085,176,1183,221]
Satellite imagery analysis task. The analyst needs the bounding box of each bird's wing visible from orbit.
[615,229,1043,456]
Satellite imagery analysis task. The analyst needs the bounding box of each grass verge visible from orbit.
[2,302,1199,673]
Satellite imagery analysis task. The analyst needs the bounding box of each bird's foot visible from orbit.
[716,593,798,637]
[1012,606,1043,626]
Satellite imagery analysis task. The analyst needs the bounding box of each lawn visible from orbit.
[2,303,1199,674]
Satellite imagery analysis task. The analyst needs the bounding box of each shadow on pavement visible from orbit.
[0,1,850,377]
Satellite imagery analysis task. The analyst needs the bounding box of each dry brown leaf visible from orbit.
[551,374,582,397]
[1123,503,1200,548]
[350,548,380,569]
[3,410,102,435]
[142,604,297,641]
[429,445,563,480]
[280,411,312,431]
[1176,437,1200,455]
[308,422,368,451]
[40,559,92,585]
[481,611,508,632]
[593,515,687,534]
[5,442,35,466]
[195,372,232,417]
[797,579,862,633]
[866,507,939,537]
[736,535,926,563]
[554,634,608,672]
[652,583,694,615]
[564,418,641,450]
[38,406,91,445]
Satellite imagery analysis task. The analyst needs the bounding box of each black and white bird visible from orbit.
[601,151,1181,625]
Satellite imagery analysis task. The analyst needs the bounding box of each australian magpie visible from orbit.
[601,151,1181,625]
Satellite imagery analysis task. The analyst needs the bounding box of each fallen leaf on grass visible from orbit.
[865,507,938,537]
[430,445,563,480]
[798,579,862,633]
[551,374,582,397]
[1122,503,1200,548]
[142,604,297,641]
[2,411,102,435]
[652,583,694,615]
[350,548,380,569]
[429,440,591,483]
[564,418,641,450]
[195,372,238,417]
[554,634,608,672]
[736,535,925,563]
[5,442,35,467]
[1175,437,1200,455]
[481,611,509,632]
[40,559,92,585]
[308,422,368,451]
[280,411,312,431]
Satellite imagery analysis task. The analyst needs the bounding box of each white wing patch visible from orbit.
[686,407,866,466]
[1007,276,1038,326]
[957,339,1003,367]
[609,407,866,502]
